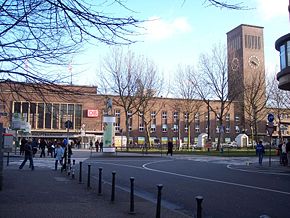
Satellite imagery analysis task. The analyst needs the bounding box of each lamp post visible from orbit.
[207,99,210,140]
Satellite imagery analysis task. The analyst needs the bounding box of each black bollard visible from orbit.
[195,195,203,218]
[79,161,83,184]
[87,164,91,189]
[111,171,116,202]
[6,152,9,166]
[129,177,135,214]
[156,184,163,218]
[98,167,103,196]
[72,160,76,179]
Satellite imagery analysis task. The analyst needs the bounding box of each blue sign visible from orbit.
[267,113,274,122]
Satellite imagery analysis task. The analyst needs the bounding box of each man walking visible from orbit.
[256,141,265,165]
[167,140,173,156]
[286,140,290,166]
[19,139,35,170]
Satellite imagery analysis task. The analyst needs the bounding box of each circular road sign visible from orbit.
[267,113,274,123]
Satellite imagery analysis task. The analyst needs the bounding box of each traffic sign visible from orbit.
[65,120,73,129]
[267,113,274,122]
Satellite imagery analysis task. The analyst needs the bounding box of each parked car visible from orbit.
[223,141,238,149]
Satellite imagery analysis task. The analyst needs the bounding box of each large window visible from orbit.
[127,111,132,132]
[45,103,52,129]
[280,44,286,70]
[75,104,82,129]
[52,104,60,129]
[12,101,82,130]
[37,103,44,129]
[30,103,36,129]
[245,35,261,50]
[115,109,121,131]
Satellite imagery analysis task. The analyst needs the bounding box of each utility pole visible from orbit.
[207,99,210,140]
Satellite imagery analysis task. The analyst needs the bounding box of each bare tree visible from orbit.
[98,48,162,149]
[267,76,290,141]
[173,65,203,149]
[242,69,268,145]
[196,44,237,150]
[0,1,141,95]
[134,61,163,151]
[203,0,249,10]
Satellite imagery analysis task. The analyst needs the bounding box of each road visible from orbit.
[7,150,290,218]
[83,155,290,218]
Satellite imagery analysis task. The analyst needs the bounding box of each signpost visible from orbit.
[64,120,73,173]
[267,113,275,167]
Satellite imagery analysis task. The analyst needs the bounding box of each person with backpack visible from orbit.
[19,139,35,170]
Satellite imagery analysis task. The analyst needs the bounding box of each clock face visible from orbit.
[231,58,239,71]
[248,55,260,69]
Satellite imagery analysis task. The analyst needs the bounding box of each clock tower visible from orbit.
[227,24,266,131]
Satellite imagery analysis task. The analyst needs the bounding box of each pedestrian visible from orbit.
[256,141,265,165]
[39,138,46,158]
[281,141,287,166]
[167,140,173,156]
[89,140,93,149]
[61,144,73,172]
[99,140,103,152]
[286,140,290,166]
[19,139,34,170]
[95,140,99,152]
[20,138,27,155]
[278,141,283,165]
[31,138,38,157]
[54,143,64,171]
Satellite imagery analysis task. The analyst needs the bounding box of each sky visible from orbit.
[68,0,290,86]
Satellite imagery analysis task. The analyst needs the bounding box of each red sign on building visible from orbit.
[87,110,98,117]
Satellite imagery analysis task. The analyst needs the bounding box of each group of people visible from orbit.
[255,140,290,166]
[89,140,103,152]
[19,137,73,171]
[20,138,56,158]
[277,140,290,166]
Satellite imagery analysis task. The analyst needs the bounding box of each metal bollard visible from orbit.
[98,167,103,195]
[6,152,9,166]
[67,162,71,176]
[129,177,135,214]
[87,164,91,189]
[111,171,116,202]
[195,196,203,218]
[156,184,163,218]
[71,160,75,179]
[79,161,83,184]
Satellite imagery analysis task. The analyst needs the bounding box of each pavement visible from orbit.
[0,151,190,218]
[1,150,290,218]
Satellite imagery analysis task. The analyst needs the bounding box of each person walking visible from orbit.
[278,141,283,165]
[167,140,173,156]
[39,138,46,158]
[256,141,265,165]
[286,140,290,166]
[95,140,99,152]
[19,139,34,170]
[61,144,73,172]
[54,143,64,171]
[20,138,27,155]
[99,140,103,152]
[281,141,287,166]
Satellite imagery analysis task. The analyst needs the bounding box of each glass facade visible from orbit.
[13,101,82,130]
[280,44,286,70]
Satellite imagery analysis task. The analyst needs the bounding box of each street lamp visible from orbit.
[207,99,210,140]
